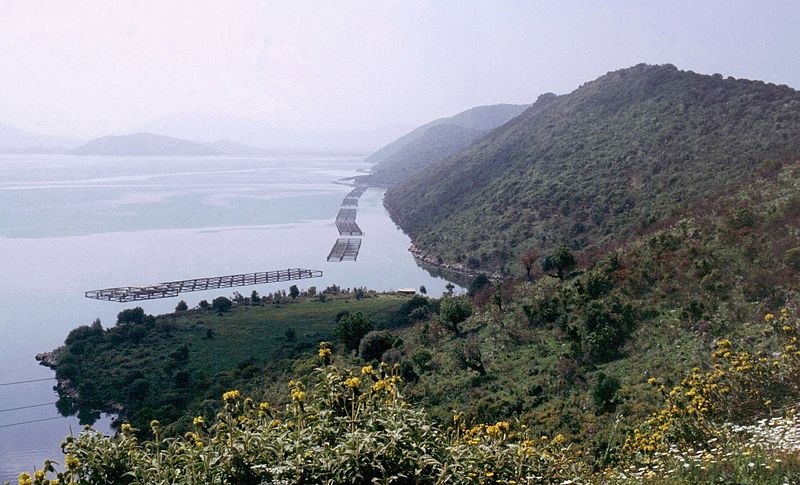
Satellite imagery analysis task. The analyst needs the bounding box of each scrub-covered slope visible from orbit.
[385,64,800,273]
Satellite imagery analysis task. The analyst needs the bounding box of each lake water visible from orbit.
[0,154,458,481]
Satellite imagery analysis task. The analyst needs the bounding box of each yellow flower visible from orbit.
[33,471,45,483]
[223,390,241,402]
[18,472,32,485]
[344,377,361,389]
[361,365,374,375]
[647,377,658,386]
[783,325,793,332]
[485,471,494,478]
[259,401,270,411]
[765,313,775,322]
[553,433,565,444]
[120,423,133,434]
[269,419,281,428]
[193,416,204,426]
[319,347,332,358]
[65,453,80,470]
[291,389,306,402]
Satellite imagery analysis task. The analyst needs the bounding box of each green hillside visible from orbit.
[361,124,485,186]
[362,103,528,186]
[384,64,800,274]
[42,291,411,436]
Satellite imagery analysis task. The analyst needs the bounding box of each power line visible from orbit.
[0,401,58,413]
[0,416,64,429]
[0,377,55,387]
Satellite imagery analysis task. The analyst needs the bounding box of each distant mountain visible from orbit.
[70,133,222,156]
[206,139,272,157]
[0,122,79,152]
[139,113,410,155]
[385,64,800,274]
[362,104,529,186]
[366,104,530,165]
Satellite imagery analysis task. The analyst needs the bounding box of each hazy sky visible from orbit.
[1,0,799,139]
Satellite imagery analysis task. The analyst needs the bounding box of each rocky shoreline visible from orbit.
[409,243,503,281]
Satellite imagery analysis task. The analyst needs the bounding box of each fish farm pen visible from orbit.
[86,268,323,302]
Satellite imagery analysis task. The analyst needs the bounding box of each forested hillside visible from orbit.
[362,103,528,186]
[384,64,800,274]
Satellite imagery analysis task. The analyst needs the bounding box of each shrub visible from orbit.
[785,247,800,271]
[175,300,188,312]
[439,296,472,335]
[24,349,589,484]
[335,311,374,351]
[358,330,395,361]
[211,296,232,312]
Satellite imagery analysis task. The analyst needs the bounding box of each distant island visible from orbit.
[70,133,223,156]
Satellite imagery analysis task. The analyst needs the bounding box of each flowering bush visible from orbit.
[17,345,588,484]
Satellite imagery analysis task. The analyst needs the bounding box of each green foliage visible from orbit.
[43,294,408,435]
[175,300,188,312]
[117,307,146,326]
[785,247,800,271]
[23,362,592,484]
[439,296,472,335]
[289,284,300,300]
[592,372,620,414]
[467,274,490,297]
[385,64,800,273]
[358,330,396,361]
[335,311,374,351]
[542,244,576,281]
[212,296,232,312]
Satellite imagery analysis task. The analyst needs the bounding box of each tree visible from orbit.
[175,300,188,312]
[593,372,621,414]
[211,296,232,312]
[455,338,486,375]
[419,285,427,295]
[250,290,260,304]
[468,274,490,298]
[439,296,472,336]
[198,300,210,310]
[358,331,395,361]
[335,311,374,352]
[117,307,146,326]
[492,283,503,312]
[520,249,538,281]
[542,244,576,280]
[444,282,455,296]
[289,285,300,300]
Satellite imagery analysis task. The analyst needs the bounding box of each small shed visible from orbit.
[397,288,416,296]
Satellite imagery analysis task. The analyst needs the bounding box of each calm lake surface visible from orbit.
[0,154,458,480]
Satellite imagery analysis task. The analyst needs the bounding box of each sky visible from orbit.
[1,0,799,143]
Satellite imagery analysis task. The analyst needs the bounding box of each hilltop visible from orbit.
[362,103,528,186]
[70,132,223,156]
[384,64,800,274]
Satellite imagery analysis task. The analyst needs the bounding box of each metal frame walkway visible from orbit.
[327,238,362,262]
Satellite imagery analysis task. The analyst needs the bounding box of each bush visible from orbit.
[358,330,395,361]
[439,296,472,335]
[335,311,374,351]
[785,247,800,271]
[117,307,146,326]
[26,350,588,484]
[175,300,188,312]
[211,296,232,312]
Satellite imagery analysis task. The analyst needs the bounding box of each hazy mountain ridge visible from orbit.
[361,103,529,186]
[360,124,486,186]
[384,64,800,273]
[0,122,81,152]
[365,103,529,166]
[70,133,223,156]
